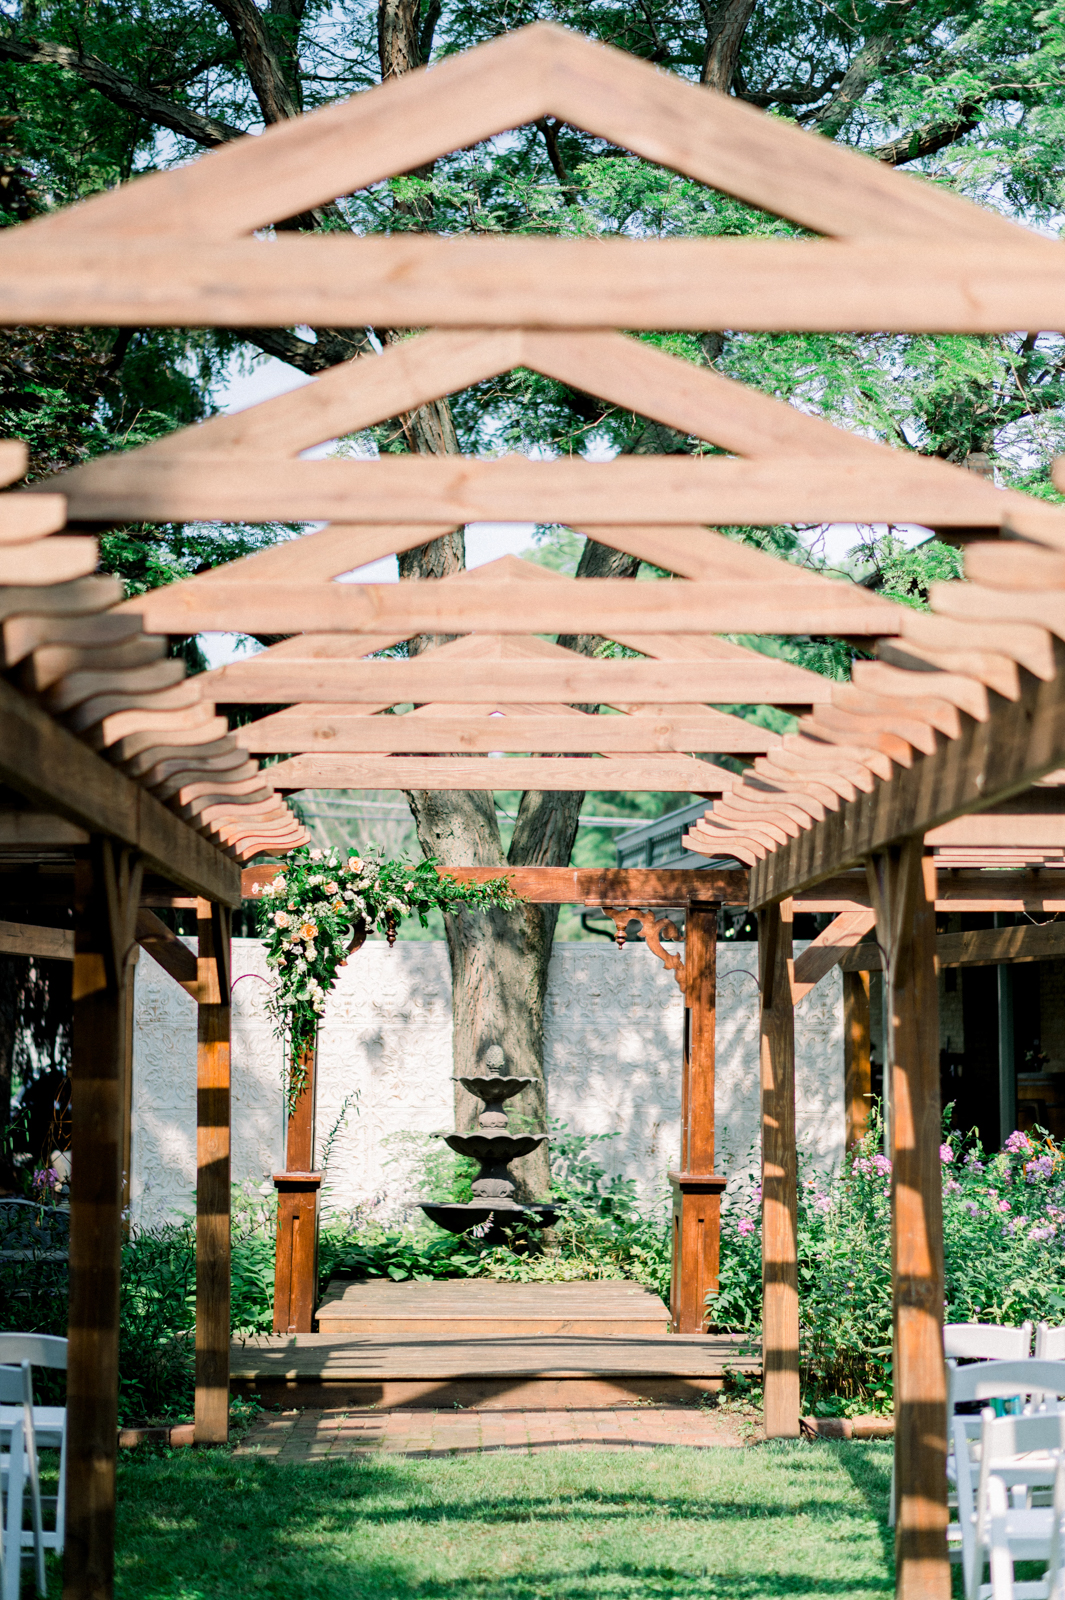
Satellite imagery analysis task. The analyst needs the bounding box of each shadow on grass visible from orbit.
[55,1444,899,1600]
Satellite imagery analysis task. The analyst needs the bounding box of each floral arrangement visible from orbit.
[252,846,519,1099]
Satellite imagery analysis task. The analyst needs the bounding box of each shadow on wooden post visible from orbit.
[759,897,800,1438]
[867,841,948,1600]
[195,899,232,1445]
[273,1035,322,1334]
[844,969,872,1151]
[66,841,142,1600]
[669,899,726,1333]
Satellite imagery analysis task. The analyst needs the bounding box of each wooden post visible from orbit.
[844,969,872,1150]
[272,1035,321,1334]
[195,900,232,1444]
[66,841,142,1600]
[758,896,800,1439]
[867,841,948,1600]
[669,899,726,1332]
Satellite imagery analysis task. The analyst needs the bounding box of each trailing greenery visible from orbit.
[712,1114,1065,1413]
[253,846,518,1071]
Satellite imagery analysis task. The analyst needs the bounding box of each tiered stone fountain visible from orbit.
[421,1045,558,1247]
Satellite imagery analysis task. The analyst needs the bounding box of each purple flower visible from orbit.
[1025,1155,1054,1183]
[944,1179,961,1195]
[1030,1224,1057,1243]
[873,1154,892,1177]
[998,1199,1012,1213]
[940,1143,954,1163]
[751,1186,762,1206]
[814,1194,831,1214]
[965,1202,980,1218]
[32,1168,58,1195]
[1005,1131,1035,1157]
[736,1218,756,1237]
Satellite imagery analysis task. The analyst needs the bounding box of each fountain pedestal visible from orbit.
[420,1064,557,1247]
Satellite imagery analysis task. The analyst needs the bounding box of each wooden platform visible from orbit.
[232,1281,759,1410]
[314,1278,673,1338]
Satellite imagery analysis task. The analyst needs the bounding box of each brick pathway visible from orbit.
[234,1406,750,1460]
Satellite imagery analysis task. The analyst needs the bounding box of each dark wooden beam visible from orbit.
[0,918,73,960]
[748,645,1065,907]
[0,675,240,906]
[843,917,1065,972]
[134,908,197,995]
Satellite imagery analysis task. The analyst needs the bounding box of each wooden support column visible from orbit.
[844,970,872,1151]
[195,899,232,1444]
[867,841,948,1600]
[758,897,800,1439]
[669,899,726,1333]
[66,841,142,1600]
[272,1035,321,1334]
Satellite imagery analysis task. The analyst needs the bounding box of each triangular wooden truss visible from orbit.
[0,24,1058,334]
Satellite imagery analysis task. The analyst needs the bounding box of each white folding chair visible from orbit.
[948,1325,1034,1362]
[1036,1328,1065,1363]
[942,1360,1065,1565]
[0,1362,44,1600]
[0,1338,66,1562]
[961,1409,1065,1598]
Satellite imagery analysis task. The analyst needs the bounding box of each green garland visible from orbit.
[252,846,520,1100]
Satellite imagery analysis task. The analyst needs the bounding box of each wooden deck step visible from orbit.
[229,1325,760,1411]
[315,1278,673,1338]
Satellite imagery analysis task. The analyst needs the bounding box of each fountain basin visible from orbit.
[444,1132,546,1162]
[421,1201,559,1248]
[454,1074,533,1104]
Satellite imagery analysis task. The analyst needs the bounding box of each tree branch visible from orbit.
[700,0,757,92]
[813,31,900,138]
[206,0,300,122]
[874,100,986,165]
[0,32,243,147]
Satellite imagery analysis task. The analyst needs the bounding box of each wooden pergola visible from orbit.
[1,21,1064,1600]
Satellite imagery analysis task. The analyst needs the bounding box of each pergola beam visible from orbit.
[745,646,1065,907]
[269,754,733,792]
[0,676,242,906]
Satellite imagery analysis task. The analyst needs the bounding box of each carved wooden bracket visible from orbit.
[601,905,686,989]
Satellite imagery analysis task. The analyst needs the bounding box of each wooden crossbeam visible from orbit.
[234,710,781,756]
[120,573,895,638]
[267,754,730,792]
[33,451,1052,531]
[842,919,1065,971]
[0,674,241,905]
[2,237,1063,335]
[200,655,832,708]
[790,910,877,1003]
[134,907,198,995]
[743,639,1065,906]
[0,918,73,960]
[242,862,750,905]
[926,815,1065,846]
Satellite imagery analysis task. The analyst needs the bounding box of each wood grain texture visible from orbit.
[201,657,831,709]
[748,638,1065,907]
[234,709,782,756]
[195,900,232,1444]
[843,970,872,1150]
[5,237,1065,336]
[759,898,800,1440]
[0,918,73,960]
[264,755,732,791]
[0,536,98,584]
[241,863,750,906]
[38,450,1054,531]
[842,919,1065,970]
[789,909,876,1003]
[134,908,197,995]
[867,844,947,1600]
[0,675,240,905]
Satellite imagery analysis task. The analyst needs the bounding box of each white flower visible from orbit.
[343,889,355,901]
[311,849,323,861]
[405,881,415,892]
[305,944,317,959]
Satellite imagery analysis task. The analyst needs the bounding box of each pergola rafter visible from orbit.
[3,20,1065,1600]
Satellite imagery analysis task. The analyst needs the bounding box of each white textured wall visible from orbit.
[130,938,843,1229]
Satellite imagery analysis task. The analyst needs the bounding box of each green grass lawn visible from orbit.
[53,1439,896,1599]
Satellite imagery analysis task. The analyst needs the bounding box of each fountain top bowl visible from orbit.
[453,1074,533,1103]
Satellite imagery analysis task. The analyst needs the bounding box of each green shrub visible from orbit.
[710,1113,1065,1412]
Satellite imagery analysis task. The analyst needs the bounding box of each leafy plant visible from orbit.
[252,845,518,1092]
